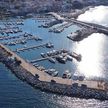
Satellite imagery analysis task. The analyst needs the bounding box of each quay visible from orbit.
[67,28,96,41]
[0,43,108,100]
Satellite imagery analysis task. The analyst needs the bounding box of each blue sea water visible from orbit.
[0,17,108,108]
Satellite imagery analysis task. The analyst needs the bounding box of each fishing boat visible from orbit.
[56,55,67,64]
[41,53,47,58]
[46,42,54,48]
[67,55,73,61]
[48,57,56,63]
[62,70,72,79]
[52,71,58,77]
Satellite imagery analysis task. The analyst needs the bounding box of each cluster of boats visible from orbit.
[4,21,24,26]
[41,19,63,28]
[0,18,24,36]
[0,32,29,42]
[32,61,72,78]
[0,26,22,35]
[31,60,84,79]
[49,22,73,33]
[72,73,85,81]
[62,70,72,79]
[3,18,24,25]
[33,63,58,77]
[5,40,26,46]
[45,42,54,48]
[3,34,42,46]
[41,49,75,64]
[41,49,67,57]
[33,63,45,71]
[44,68,72,78]
[45,69,58,77]
[56,54,73,64]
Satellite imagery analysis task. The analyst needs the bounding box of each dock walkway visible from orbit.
[15,43,46,52]
[14,42,53,52]
[30,56,57,63]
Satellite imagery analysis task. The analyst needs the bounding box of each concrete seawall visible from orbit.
[0,43,108,100]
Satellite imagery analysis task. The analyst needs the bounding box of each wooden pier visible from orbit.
[30,57,53,63]
[30,55,57,63]
[50,21,73,33]
[15,43,47,52]
[15,43,53,52]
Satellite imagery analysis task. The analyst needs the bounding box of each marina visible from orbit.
[0,0,108,106]
[0,11,108,103]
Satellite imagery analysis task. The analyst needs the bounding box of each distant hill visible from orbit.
[0,0,108,15]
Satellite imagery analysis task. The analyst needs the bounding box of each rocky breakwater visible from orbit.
[0,44,108,100]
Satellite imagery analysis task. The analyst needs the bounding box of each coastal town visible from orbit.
[0,1,108,107]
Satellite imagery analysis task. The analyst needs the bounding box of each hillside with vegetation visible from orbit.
[0,0,108,15]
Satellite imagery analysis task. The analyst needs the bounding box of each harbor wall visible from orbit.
[0,44,108,100]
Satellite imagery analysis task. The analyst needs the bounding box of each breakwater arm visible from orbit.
[0,43,108,100]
